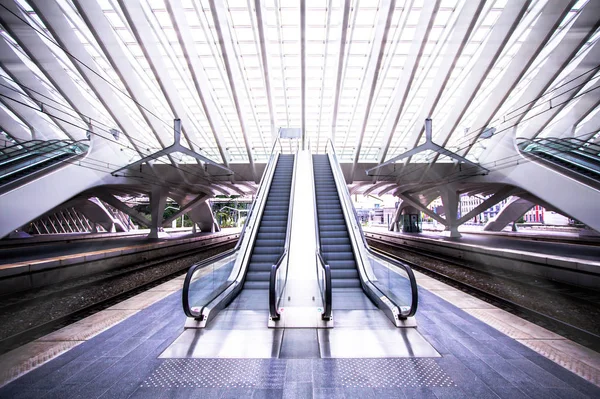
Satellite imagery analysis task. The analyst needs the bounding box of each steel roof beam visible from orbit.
[0,1,104,135]
[253,0,276,142]
[349,0,398,179]
[544,78,600,138]
[28,0,147,157]
[208,0,256,181]
[73,0,175,151]
[330,0,351,146]
[457,0,577,157]
[382,0,485,165]
[165,0,230,165]
[430,0,529,152]
[484,0,600,143]
[0,37,85,140]
[301,0,306,150]
[375,0,441,165]
[0,74,56,140]
[0,103,30,142]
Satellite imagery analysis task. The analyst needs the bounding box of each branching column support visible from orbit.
[439,187,461,238]
[149,186,169,239]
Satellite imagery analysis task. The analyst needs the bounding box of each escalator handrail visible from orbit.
[0,140,59,162]
[269,151,298,320]
[0,140,90,184]
[182,138,283,319]
[310,146,332,320]
[517,137,600,175]
[325,138,418,318]
[0,139,77,163]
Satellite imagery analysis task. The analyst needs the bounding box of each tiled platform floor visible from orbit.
[1,277,599,398]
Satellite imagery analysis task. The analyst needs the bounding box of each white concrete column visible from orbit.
[440,188,461,238]
[149,186,169,238]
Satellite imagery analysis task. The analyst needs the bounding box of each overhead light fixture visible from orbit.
[481,127,496,139]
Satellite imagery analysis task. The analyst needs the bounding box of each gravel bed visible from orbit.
[371,241,600,337]
[0,243,234,344]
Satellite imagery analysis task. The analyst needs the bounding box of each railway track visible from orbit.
[0,236,237,355]
[366,236,600,353]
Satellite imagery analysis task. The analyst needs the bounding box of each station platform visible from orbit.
[364,227,600,290]
[0,229,239,267]
[0,230,240,295]
[366,226,600,262]
[1,267,598,398]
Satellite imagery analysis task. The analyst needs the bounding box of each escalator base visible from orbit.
[163,310,435,359]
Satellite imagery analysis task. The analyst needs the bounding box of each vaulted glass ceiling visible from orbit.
[0,0,598,169]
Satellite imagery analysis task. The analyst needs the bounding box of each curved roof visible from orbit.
[0,0,598,173]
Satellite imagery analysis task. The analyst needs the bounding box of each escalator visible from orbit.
[312,145,418,327]
[518,137,600,182]
[245,154,294,289]
[313,155,360,288]
[183,145,295,327]
[0,139,89,189]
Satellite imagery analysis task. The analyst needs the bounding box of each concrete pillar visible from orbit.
[440,188,461,238]
[389,200,404,232]
[484,197,534,232]
[149,186,169,238]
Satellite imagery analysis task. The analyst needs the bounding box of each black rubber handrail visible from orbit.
[182,138,283,319]
[325,138,418,318]
[310,140,332,321]
[269,151,298,320]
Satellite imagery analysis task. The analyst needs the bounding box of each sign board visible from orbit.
[279,128,302,139]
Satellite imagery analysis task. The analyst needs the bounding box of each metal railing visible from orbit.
[325,138,418,321]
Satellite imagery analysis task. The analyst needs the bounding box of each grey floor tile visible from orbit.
[401,387,437,399]
[458,383,502,399]
[461,358,512,388]
[313,388,345,399]
[26,359,94,389]
[435,356,478,385]
[488,387,530,399]
[431,387,468,399]
[480,354,538,385]
[508,358,570,388]
[342,387,376,399]
[64,356,120,385]
[523,355,600,397]
[161,388,223,398]
[0,387,48,399]
[545,388,594,399]
[220,388,254,398]
[513,383,566,399]
[252,388,284,399]
[372,388,406,398]
[282,383,313,399]
[128,387,167,399]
